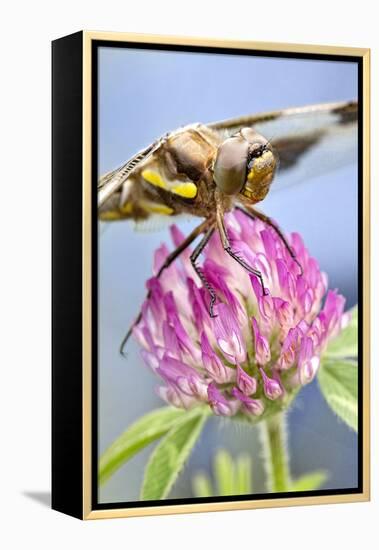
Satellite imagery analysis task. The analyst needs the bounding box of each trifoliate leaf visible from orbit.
[325,305,358,359]
[141,408,209,500]
[318,359,358,431]
[99,407,187,485]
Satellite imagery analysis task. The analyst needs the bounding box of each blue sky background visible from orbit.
[98,46,358,504]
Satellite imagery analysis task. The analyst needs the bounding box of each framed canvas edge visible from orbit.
[80,32,370,520]
[52,30,85,520]
[83,29,370,57]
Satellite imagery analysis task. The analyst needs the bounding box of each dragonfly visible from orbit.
[98,100,358,354]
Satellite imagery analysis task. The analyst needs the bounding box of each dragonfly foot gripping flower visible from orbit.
[133,210,348,422]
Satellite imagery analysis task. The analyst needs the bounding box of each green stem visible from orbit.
[261,413,291,492]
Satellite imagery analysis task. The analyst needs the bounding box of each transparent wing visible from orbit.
[271,121,357,192]
[133,213,193,233]
[98,138,164,208]
[98,100,358,213]
[209,101,358,191]
[99,212,192,240]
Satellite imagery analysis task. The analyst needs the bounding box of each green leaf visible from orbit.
[290,471,328,491]
[215,450,235,496]
[192,473,213,498]
[325,305,358,359]
[99,407,187,485]
[191,451,253,498]
[234,454,253,495]
[318,359,358,431]
[141,408,209,500]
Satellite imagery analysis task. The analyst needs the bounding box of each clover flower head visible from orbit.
[134,210,348,420]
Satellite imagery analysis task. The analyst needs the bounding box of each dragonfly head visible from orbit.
[213,128,277,203]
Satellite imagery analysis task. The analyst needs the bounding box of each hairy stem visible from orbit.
[260,413,291,492]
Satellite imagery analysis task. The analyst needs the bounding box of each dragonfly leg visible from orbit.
[217,206,267,296]
[236,205,303,276]
[120,217,213,356]
[189,227,217,317]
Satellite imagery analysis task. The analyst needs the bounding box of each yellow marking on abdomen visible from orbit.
[142,169,197,199]
[140,200,174,216]
[120,202,133,215]
[99,202,133,220]
[99,211,123,221]
[142,169,168,189]
[171,182,197,199]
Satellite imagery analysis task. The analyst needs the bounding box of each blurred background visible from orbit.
[98,46,358,504]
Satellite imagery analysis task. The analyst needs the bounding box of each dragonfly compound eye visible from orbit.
[213,129,277,203]
[213,135,250,195]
